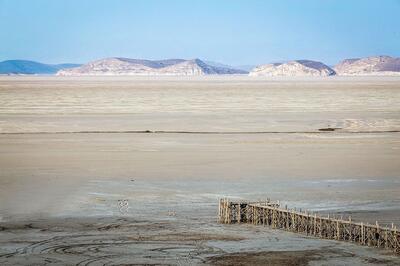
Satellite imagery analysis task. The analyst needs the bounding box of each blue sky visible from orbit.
[1,0,399,65]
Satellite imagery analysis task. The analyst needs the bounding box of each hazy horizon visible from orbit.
[1,55,400,69]
[1,0,400,66]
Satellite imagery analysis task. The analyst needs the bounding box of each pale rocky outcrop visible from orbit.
[57,58,247,76]
[334,56,400,76]
[249,60,335,77]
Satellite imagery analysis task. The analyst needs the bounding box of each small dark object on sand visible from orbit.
[318,127,341,132]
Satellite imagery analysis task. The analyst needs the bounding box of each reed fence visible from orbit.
[218,198,399,254]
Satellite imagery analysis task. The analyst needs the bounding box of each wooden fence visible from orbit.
[218,198,400,254]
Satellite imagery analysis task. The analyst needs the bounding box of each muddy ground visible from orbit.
[1,76,400,265]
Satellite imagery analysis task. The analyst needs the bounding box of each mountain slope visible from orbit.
[204,60,253,73]
[334,56,400,75]
[249,60,336,77]
[0,60,80,74]
[54,63,82,70]
[57,58,247,76]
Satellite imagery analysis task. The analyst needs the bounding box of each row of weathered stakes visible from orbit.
[218,198,400,254]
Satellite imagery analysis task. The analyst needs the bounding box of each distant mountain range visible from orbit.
[1,56,400,76]
[249,56,400,77]
[57,58,247,76]
[0,60,80,75]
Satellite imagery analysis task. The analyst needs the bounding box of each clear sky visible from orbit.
[1,0,399,66]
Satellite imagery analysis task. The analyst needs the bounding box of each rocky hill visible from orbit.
[57,58,247,76]
[334,56,400,75]
[0,60,80,75]
[249,60,335,77]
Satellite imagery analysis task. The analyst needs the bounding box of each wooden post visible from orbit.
[376,221,380,247]
[349,217,352,241]
[314,214,317,236]
[361,222,364,244]
[337,220,340,240]
[218,199,221,223]
[238,202,241,224]
[385,229,388,249]
[224,199,228,224]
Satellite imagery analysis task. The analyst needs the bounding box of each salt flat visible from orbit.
[1,76,400,133]
[0,76,400,265]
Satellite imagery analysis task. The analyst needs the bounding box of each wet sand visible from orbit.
[1,76,400,265]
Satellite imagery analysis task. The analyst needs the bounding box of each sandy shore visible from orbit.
[1,76,400,265]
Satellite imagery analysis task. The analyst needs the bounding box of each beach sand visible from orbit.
[1,76,400,265]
